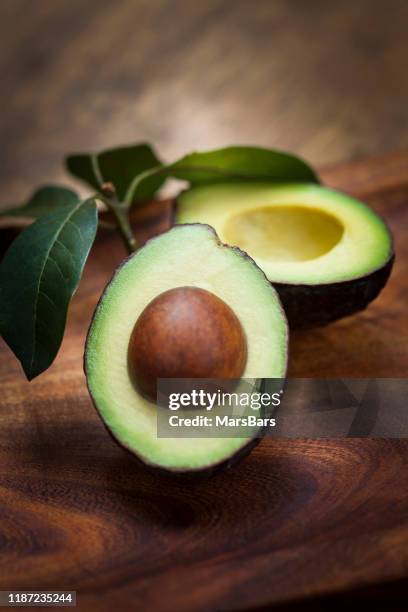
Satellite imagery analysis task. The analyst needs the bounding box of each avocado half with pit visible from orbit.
[85,224,287,473]
[175,183,394,327]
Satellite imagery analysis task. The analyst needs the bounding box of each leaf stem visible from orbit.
[110,206,137,253]
[99,185,137,253]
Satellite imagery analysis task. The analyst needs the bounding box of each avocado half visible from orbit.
[175,183,394,327]
[85,224,288,473]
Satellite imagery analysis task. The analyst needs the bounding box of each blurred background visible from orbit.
[1,0,408,205]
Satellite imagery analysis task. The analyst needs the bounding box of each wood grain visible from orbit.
[0,151,408,610]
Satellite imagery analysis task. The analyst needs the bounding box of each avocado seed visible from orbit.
[128,286,247,400]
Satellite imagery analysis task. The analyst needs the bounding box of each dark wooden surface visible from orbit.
[1,0,408,207]
[0,151,407,611]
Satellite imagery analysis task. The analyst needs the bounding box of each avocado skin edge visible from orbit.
[86,358,267,479]
[84,224,288,477]
[98,418,262,480]
[274,255,394,328]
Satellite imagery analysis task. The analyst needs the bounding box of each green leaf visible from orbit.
[171,146,319,184]
[66,143,164,204]
[0,185,79,220]
[125,145,319,205]
[0,199,98,380]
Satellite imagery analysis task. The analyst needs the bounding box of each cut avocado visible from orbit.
[176,183,394,327]
[85,224,288,473]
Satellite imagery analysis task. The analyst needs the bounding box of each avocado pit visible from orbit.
[128,286,247,400]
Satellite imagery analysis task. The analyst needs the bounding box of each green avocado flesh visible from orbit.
[176,183,393,285]
[85,224,288,472]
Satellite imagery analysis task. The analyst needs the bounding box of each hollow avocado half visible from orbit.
[175,183,394,327]
[85,224,288,473]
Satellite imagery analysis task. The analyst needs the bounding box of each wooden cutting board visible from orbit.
[0,151,408,611]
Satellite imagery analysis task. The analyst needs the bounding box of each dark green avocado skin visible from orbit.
[274,255,394,328]
[136,436,261,480]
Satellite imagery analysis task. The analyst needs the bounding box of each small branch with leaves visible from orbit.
[0,143,318,379]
